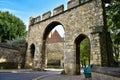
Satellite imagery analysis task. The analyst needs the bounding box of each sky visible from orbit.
[0,0,69,37]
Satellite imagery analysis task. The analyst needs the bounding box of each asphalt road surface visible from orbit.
[0,69,62,80]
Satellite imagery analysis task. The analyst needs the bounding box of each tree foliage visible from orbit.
[0,11,26,42]
[106,0,120,60]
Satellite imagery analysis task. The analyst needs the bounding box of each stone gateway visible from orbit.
[26,0,114,75]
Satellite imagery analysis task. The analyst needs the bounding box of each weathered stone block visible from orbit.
[29,16,41,25]
[29,17,34,25]
[53,5,64,16]
[42,11,51,20]
[67,0,79,9]
[34,16,41,23]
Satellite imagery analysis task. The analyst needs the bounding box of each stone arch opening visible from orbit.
[75,34,90,75]
[42,21,65,70]
[29,43,35,67]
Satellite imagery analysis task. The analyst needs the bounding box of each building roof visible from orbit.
[47,30,64,43]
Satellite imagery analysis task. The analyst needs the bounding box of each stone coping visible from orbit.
[92,66,120,78]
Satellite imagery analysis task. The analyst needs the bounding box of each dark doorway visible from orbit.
[75,34,90,75]
[29,44,35,67]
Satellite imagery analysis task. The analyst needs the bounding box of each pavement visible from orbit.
[0,69,86,80]
[34,69,86,80]
[34,74,86,80]
[0,69,33,73]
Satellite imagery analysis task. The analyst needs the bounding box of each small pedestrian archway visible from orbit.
[75,34,90,75]
[29,43,35,68]
[42,21,65,70]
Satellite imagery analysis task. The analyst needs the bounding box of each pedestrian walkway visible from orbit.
[0,69,33,73]
[33,68,86,80]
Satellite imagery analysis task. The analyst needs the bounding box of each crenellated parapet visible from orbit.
[29,0,111,25]
[29,0,81,25]
[29,16,41,25]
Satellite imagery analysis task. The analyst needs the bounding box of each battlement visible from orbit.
[29,0,109,25]
[29,0,82,25]
[67,0,79,9]
[42,11,51,20]
[29,16,41,25]
[53,5,64,16]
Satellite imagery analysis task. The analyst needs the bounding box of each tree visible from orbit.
[106,0,120,61]
[0,11,26,42]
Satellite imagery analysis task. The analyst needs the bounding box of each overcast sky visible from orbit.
[0,0,68,37]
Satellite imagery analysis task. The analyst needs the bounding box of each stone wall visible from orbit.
[92,66,120,80]
[0,43,27,69]
[46,42,64,68]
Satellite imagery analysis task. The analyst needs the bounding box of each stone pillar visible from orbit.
[90,29,114,66]
[33,43,45,70]
[33,44,39,70]
[25,46,32,68]
[90,33,101,66]
[45,45,48,67]
[64,42,76,75]
[40,40,46,70]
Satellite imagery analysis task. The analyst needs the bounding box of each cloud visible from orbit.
[0,8,17,13]
[0,0,16,13]
[0,8,28,15]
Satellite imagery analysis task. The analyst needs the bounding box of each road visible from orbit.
[0,69,85,80]
[0,69,62,80]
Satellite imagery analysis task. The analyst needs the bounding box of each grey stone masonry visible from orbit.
[0,43,27,69]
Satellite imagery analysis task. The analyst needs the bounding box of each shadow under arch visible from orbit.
[43,21,65,40]
[74,34,91,75]
[42,21,65,70]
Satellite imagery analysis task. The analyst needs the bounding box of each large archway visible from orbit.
[42,21,65,70]
[75,34,90,75]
